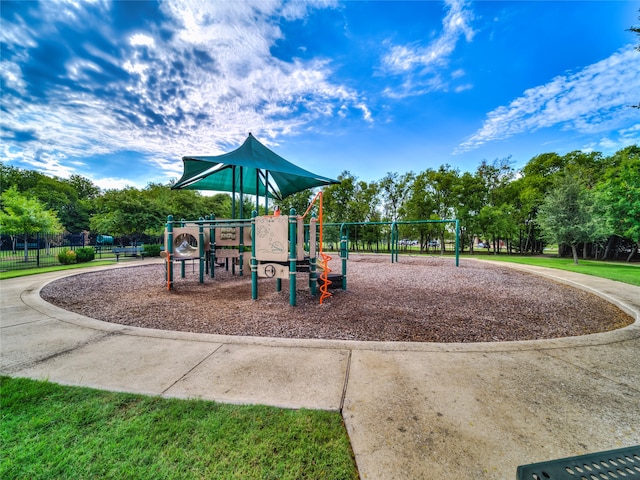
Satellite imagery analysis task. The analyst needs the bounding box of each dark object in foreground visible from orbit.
[516,445,640,479]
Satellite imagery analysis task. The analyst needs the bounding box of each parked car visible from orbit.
[427,240,440,247]
[399,239,419,246]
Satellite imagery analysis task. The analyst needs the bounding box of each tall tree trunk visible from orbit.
[583,241,588,260]
[571,244,579,265]
[603,236,615,260]
[626,241,639,262]
[525,224,532,253]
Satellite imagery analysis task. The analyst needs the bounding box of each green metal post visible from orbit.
[199,218,205,283]
[256,175,260,213]
[394,223,399,263]
[210,214,215,278]
[178,218,186,278]
[251,211,258,300]
[204,215,210,275]
[390,221,396,263]
[339,223,348,259]
[340,234,348,290]
[231,167,236,276]
[239,168,244,277]
[289,208,297,306]
[167,215,174,290]
[264,171,269,214]
[455,219,460,267]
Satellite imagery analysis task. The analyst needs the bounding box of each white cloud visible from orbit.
[454,83,472,93]
[357,103,373,123]
[129,33,155,48]
[1,0,367,180]
[456,47,640,153]
[93,176,146,190]
[583,123,640,153]
[379,0,475,98]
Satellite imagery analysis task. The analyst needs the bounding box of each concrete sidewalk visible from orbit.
[1,260,639,479]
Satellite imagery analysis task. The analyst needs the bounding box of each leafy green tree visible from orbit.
[0,163,42,194]
[278,189,314,217]
[322,171,357,223]
[90,187,164,243]
[399,171,437,250]
[203,193,233,218]
[62,174,101,200]
[472,158,517,253]
[143,183,232,221]
[0,186,63,261]
[0,164,97,232]
[597,147,640,261]
[536,175,601,264]
[423,166,459,251]
[454,171,485,252]
[351,180,381,250]
[380,172,412,222]
[29,176,80,230]
[562,150,606,188]
[517,153,567,253]
[321,172,381,250]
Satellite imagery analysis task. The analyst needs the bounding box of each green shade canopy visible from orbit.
[172,133,337,201]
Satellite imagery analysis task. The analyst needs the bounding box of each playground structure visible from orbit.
[163,195,335,306]
[165,133,459,306]
[167,134,341,306]
[163,208,460,307]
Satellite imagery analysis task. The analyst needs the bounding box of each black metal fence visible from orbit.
[0,232,163,272]
[0,232,91,272]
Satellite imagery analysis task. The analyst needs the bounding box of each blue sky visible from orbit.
[1,0,639,191]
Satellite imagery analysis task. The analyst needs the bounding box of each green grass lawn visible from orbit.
[469,254,640,286]
[0,260,117,280]
[0,376,358,480]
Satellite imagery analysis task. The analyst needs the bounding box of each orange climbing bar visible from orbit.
[301,191,332,304]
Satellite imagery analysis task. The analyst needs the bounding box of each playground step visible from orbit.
[319,273,343,289]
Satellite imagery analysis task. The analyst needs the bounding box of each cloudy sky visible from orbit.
[1,0,639,191]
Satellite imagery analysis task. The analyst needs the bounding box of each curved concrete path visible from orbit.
[1,259,639,479]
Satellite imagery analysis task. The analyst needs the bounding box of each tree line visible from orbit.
[280,146,639,263]
[1,144,638,263]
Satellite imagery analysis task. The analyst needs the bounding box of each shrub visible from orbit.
[58,249,77,265]
[75,247,95,263]
[143,244,162,257]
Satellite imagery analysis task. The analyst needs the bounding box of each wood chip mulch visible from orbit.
[40,255,634,343]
